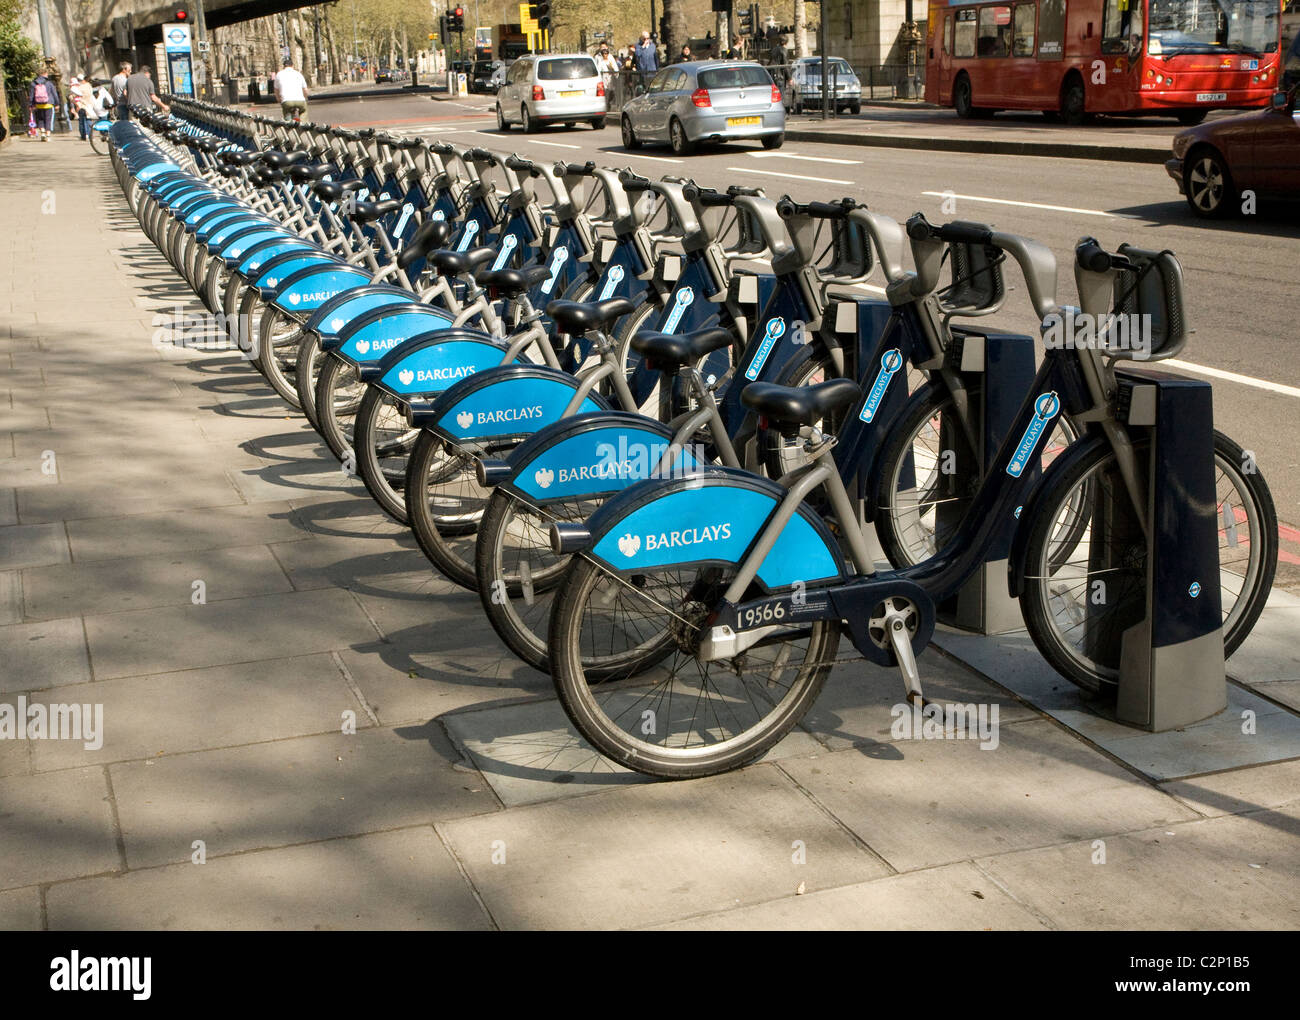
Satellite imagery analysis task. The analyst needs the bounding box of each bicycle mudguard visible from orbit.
[357,330,519,398]
[132,162,181,184]
[576,467,847,593]
[191,209,253,241]
[245,250,339,295]
[270,264,373,315]
[205,222,282,256]
[182,199,243,231]
[1005,432,1108,599]
[327,304,459,362]
[199,214,269,247]
[231,237,314,276]
[411,365,611,446]
[306,288,414,344]
[496,411,704,506]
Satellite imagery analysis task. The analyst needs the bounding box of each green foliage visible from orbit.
[0,9,41,119]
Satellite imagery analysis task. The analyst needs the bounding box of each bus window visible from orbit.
[978,6,1013,57]
[945,12,953,54]
[1038,0,1067,59]
[1101,0,1133,54]
[1013,4,1036,56]
[955,8,977,57]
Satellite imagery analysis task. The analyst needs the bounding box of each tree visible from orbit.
[662,0,687,58]
[0,0,40,121]
[794,0,808,58]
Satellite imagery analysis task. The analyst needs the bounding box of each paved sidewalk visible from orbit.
[1,135,1298,930]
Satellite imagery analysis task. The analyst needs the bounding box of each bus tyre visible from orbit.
[953,74,976,119]
[1176,109,1207,126]
[1183,146,1236,218]
[1061,77,1086,125]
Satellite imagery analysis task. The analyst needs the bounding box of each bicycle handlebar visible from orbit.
[466,147,498,165]
[559,161,597,177]
[504,155,541,177]
[1075,237,1136,274]
[905,213,993,247]
[777,196,856,220]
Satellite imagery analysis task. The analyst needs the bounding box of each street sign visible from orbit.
[163,23,192,54]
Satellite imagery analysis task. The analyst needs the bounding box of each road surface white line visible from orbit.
[523,139,582,149]
[1163,359,1300,400]
[748,152,862,165]
[625,153,684,164]
[920,191,1116,217]
[728,166,854,185]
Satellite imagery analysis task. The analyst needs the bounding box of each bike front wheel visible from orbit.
[550,556,840,778]
[1020,431,1278,694]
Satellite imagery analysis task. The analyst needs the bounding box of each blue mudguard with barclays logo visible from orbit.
[246,249,339,293]
[581,468,847,593]
[183,200,244,232]
[227,234,311,274]
[327,304,460,364]
[359,330,520,399]
[306,288,417,346]
[193,210,260,244]
[200,216,275,250]
[270,264,374,315]
[497,412,704,507]
[414,366,611,445]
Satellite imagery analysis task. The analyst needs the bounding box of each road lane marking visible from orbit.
[920,191,1117,217]
[523,139,582,149]
[747,152,862,165]
[728,166,854,185]
[1164,359,1300,400]
[624,153,684,163]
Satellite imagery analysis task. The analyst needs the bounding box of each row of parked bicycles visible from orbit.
[105,99,1277,778]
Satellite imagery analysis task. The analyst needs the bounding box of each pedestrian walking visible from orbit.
[111,62,131,120]
[274,57,309,121]
[70,75,97,140]
[122,65,170,120]
[29,70,57,141]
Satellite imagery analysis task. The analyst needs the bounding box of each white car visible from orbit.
[496,53,607,132]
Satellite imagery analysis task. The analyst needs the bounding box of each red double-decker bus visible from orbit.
[925,0,1283,124]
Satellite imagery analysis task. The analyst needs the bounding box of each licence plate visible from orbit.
[560,90,583,97]
[1195,92,1227,103]
[727,116,762,127]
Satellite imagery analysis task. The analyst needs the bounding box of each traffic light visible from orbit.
[737,5,752,36]
[448,5,464,33]
[172,7,188,20]
[534,1,552,31]
[438,12,448,45]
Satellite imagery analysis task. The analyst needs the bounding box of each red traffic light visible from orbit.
[174,8,188,19]
[454,5,464,15]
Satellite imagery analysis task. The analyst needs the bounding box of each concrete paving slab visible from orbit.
[0,570,20,626]
[658,861,1048,930]
[45,827,489,930]
[978,808,1300,929]
[779,719,1198,872]
[0,616,92,693]
[933,628,1300,781]
[66,501,306,562]
[1162,758,1300,818]
[0,887,42,930]
[1224,607,1300,683]
[22,544,294,620]
[83,588,380,679]
[0,768,119,889]
[0,488,14,527]
[14,653,362,771]
[110,726,494,867]
[445,696,824,808]
[268,533,435,592]
[0,522,69,570]
[16,475,244,525]
[801,649,1040,753]
[0,456,59,489]
[442,765,890,929]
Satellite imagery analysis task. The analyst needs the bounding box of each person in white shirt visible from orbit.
[274,57,308,121]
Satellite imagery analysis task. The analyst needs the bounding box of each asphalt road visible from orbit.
[300,88,1300,581]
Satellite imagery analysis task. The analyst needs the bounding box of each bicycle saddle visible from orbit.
[222,150,261,166]
[741,378,862,429]
[348,198,403,224]
[630,326,734,370]
[547,298,636,335]
[428,246,497,277]
[476,265,553,298]
[288,163,333,183]
[261,150,309,169]
[312,179,366,201]
[396,219,455,269]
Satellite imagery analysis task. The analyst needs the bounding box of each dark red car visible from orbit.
[1166,87,1299,217]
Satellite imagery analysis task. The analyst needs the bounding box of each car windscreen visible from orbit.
[697,65,773,90]
[801,59,853,77]
[537,57,597,80]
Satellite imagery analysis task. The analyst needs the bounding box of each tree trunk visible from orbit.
[794,1,808,58]
[323,7,339,84]
[662,0,687,59]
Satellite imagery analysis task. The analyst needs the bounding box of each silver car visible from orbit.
[496,53,608,132]
[785,56,862,115]
[620,61,786,155]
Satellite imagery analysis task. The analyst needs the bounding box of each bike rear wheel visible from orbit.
[313,354,365,461]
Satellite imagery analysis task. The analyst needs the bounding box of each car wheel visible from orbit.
[564,120,576,128]
[761,133,784,150]
[496,104,509,131]
[669,117,693,156]
[590,116,606,130]
[621,115,640,149]
[850,102,861,115]
[1183,147,1237,219]
[521,105,536,133]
